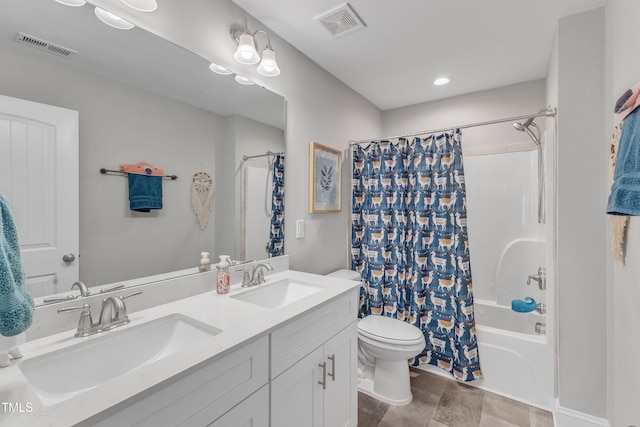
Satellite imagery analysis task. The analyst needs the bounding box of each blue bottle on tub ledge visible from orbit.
[511,297,537,313]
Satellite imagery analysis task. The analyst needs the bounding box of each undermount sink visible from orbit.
[19,314,222,406]
[231,279,324,310]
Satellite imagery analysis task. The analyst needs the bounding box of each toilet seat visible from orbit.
[358,315,424,346]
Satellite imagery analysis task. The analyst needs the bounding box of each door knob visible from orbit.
[62,253,76,263]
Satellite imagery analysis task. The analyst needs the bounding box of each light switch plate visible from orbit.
[296,220,305,239]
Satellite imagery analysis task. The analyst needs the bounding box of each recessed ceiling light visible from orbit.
[120,0,157,13]
[234,75,255,86]
[209,62,233,75]
[54,0,86,6]
[94,7,135,30]
[434,77,450,86]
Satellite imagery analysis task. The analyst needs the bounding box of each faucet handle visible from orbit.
[241,268,251,287]
[57,303,91,314]
[120,291,142,301]
[100,284,124,293]
[57,304,95,337]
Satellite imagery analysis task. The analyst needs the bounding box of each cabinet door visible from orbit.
[271,346,324,427]
[323,322,358,427]
[207,385,269,427]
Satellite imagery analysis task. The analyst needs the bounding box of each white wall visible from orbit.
[605,1,640,425]
[0,46,223,286]
[549,7,608,421]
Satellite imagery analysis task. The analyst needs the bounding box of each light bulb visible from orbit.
[234,75,255,86]
[233,33,260,65]
[209,62,233,75]
[94,7,135,30]
[257,47,280,77]
[434,77,450,86]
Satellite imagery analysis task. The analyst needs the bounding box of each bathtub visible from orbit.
[416,300,554,410]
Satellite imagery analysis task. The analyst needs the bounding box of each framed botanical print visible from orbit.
[309,141,342,212]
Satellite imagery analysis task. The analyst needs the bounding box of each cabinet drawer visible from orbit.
[205,384,269,427]
[271,289,358,379]
[94,335,269,427]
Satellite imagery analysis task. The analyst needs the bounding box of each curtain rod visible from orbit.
[349,107,557,146]
[242,150,285,161]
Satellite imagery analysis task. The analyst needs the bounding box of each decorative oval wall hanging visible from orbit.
[191,172,213,230]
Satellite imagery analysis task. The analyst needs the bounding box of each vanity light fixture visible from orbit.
[231,18,281,77]
[54,0,86,6]
[94,7,135,30]
[120,0,157,12]
[234,75,255,86]
[209,62,233,75]
[434,77,450,86]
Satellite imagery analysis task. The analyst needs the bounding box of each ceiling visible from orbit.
[232,0,606,111]
[0,0,285,129]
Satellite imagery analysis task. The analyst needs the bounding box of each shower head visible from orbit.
[513,119,541,145]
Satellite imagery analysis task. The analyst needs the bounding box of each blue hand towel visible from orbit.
[608,107,640,215]
[0,194,34,337]
[128,174,163,212]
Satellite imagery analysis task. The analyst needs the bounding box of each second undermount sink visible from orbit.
[19,314,222,406]
[231,279,324,310]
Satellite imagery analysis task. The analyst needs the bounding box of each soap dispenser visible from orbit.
[217,255,230,294]
[199,252,211,272]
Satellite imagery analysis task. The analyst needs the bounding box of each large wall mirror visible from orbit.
[0,0,286,301]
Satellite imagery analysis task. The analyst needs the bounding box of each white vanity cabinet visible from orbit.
[270,289,359,427]
[92,336,269,427]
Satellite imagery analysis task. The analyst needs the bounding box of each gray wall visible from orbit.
[548,7,608,420]
[91,0,383,275]
[0,45,225,286]
[605,0,640,425]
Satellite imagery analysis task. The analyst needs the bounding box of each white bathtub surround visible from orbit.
[461,146,555,410]
[0,262,359,425]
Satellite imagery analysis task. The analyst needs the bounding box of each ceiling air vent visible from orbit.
[14,32,77,58]
[314,3,365,38]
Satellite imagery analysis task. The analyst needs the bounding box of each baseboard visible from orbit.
[554,400,611,427]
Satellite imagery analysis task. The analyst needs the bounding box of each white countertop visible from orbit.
[0,270,360,426]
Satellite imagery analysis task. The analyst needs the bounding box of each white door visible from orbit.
[0,95,79,297]
[271,346,324,427]
[323,322,358,427]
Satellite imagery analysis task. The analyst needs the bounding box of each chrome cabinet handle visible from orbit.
[327,354,336,381]
[318,362,327,390]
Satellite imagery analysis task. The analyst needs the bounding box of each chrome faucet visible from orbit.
[241,262,273,287]
[527,267,546,290]
[57,291,142,337]
[71,281,91,297]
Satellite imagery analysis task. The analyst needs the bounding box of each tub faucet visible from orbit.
[527,267,546,290]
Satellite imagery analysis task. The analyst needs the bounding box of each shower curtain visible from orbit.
[268,154,285,257]
[351,131,482,382]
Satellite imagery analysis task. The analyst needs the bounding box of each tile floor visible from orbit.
[357,368,554,427]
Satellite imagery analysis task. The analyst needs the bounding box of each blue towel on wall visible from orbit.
[608,107,640,215]
[128,174,163,212]
[0,194,34,337]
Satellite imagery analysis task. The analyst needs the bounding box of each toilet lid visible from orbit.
[358,315,424,345]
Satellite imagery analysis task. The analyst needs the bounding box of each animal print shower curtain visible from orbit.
[351,131,482,382]
[268,154,285,257]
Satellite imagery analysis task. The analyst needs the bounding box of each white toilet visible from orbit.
[327,269,426,406]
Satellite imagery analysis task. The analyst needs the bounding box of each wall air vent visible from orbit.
[314,3,365,38]
[14,32,77,58]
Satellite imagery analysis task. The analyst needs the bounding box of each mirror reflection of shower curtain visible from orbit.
[245,166,272,260]
[268,155,285,257]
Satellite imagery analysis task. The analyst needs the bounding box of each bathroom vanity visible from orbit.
[0,268,359,426]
